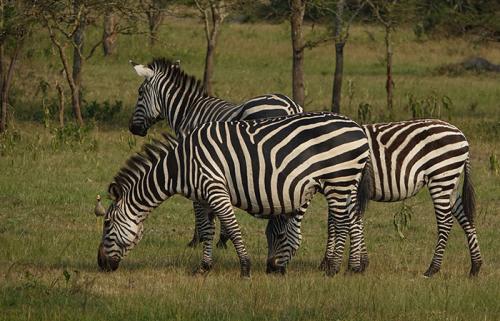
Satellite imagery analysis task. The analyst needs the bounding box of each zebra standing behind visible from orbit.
[267,119,482,277]
[97,112,371,276]
[129,58,304,248]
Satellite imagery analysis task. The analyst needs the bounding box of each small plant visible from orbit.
[127,135,137,150]
[0,129,21,156]
[393,202,413,239]
[490,153,499,176]
[50,123,93,149]
[357,102,373,124]
[406,92,453,119]
[347,79,355,112]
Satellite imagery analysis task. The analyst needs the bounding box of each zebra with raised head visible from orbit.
[97,112,371,276]
[128,57,304,247]
[267,119,482,277]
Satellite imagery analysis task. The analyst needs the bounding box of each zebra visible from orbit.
[266,119,482,277]
[97,112,371,277]
[128,57,304,248]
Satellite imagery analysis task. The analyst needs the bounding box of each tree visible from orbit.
[290,0,307,107]
[195,0,229,96]
[102,7,117,56]
[329,0,365,113]
[366,0,414,117]
[0,0,32,133]
[139,0,169,48]
[37,0,118,126]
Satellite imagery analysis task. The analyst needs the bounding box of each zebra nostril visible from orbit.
[129,123,147,137]
[97,243,120,272]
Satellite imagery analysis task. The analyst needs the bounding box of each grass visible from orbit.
[1,16,499,321]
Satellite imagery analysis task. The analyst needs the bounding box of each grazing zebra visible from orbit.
[97,112,371,277]
[129,57,304,248]
[267,119,482,277]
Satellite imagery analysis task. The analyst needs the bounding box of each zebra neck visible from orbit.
[164,93,230,134]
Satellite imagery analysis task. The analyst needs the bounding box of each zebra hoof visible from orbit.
[216,239,228,249]
[240,258,251,278]
[324,259,338,277]
[193,262,212,276]
[187,238,199,248]
[360,256,370,272]
[423,265,440,278]
[347,264,364,274]
[469,260,482,277]
[319,257,327,271]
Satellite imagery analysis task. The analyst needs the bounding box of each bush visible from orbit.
[82,100,123,122]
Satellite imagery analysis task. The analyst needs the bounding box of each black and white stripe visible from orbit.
[269,119,482,276]
[129,58,304,248]
[97,112,371,277]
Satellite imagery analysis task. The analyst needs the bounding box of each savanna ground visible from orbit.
[0,17,499,321]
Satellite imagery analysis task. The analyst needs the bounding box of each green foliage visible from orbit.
[82,100,123,122]
[357,102,373,124]
[406,92,453,119]
[50,123,95,149]
[415,0,500,41]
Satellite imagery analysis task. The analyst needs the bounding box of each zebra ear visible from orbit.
[108,182,123,202]
[132,63,154,78]
[174,60,181,67]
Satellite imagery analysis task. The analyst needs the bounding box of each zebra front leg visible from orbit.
[452,195,483,277]
[193,203,215,274]
[210,197,251,278]
[187,202,202,248]
[424,193,454,277]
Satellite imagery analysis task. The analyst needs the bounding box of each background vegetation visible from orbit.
[0,2,499,320]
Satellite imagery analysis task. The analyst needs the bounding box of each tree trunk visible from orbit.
[331,0,346,113]
[102,9,117,56]
[147,8,162,48]
[0,40,22,133]
[290,0,306,107]
[203,41,216,96]
[72,0,84,126]
[202,1,226,96]
[385,24,393,116]
[56,82,65,127]
[331,42,345,113]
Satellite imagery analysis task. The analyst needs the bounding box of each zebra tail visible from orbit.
[356,161,373,217]
[462,158,476,224]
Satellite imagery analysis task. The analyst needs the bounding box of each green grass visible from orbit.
[1,17,500,321]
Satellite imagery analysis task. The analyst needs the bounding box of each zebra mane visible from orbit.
[110,133,178,193]
[147,57,208,97]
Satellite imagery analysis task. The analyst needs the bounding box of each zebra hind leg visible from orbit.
[424,184,455,277]
[193,205,215,275]
[216,223,230,249]
[451,195,483,277]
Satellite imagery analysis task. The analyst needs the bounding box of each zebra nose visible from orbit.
[97,243,120,272]
[129,121,147,137]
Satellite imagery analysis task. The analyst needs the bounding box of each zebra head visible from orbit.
[129,59,182,137]
[265,215,302,274]
[97,181,146,271]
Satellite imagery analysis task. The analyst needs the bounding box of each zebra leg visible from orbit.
[451,195,483,277]
[424,187,454,277]
[347,214,365,273]
[210,197,251,278]
[193,203,215,274]
[187,202,202,248]
[216,223,230,249]
[324,191,351,277]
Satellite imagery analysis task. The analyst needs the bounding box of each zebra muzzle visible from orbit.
[97,243,120,272]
